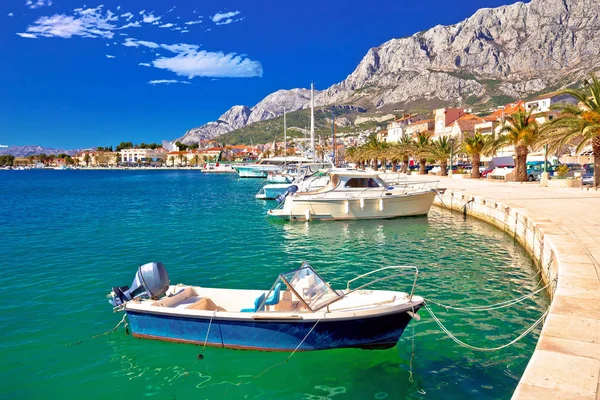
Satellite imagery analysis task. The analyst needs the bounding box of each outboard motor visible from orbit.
[109,262,169,307]
[275,185,299,203]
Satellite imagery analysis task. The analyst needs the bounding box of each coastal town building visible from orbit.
[524,92,578,114]
[120,148,166,164]
[404,119,434,138]
[434,108,466,136]
[386,114,422,142]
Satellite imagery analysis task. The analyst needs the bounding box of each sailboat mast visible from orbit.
[283,107,287,167]
[310,83,315,160]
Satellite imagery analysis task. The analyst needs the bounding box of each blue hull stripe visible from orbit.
[126,307,420,351]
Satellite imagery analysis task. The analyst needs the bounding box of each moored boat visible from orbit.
[108,261,423,351]
[267,169,438,221]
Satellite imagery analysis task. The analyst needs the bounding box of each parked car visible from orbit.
[481,164,514,178]
[582,163,595,185]
[557,163,586,178]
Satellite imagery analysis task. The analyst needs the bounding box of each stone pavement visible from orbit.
[406,174,600,400]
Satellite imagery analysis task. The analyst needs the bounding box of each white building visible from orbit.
[120,148,166,164]
[525,92,578,114]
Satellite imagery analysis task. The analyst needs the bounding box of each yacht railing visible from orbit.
[345,266,419,302]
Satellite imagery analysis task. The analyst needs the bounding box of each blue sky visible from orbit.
[1,0,519,148]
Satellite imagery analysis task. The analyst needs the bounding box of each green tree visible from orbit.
[493,109,540,182]
[544,74,600,186]
[463,131,493,179]
[191,154,200,167]
[429,136,459,177]
[83,153,91,167]
[414,132,432,175]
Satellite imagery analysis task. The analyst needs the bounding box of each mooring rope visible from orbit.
[199,311,216,357]
[424,304,549,352]
[91,314,127,339]
[250,315,323,380]
[424,278,554,312]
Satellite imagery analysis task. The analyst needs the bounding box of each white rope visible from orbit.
[201,311,216,354]
[424,279,553,312]
[424,304,549,352]
[287,316,323,361]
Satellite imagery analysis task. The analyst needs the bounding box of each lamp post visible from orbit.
[449,137,455,177]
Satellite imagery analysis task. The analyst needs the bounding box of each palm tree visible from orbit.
[83,153,91,167]
[365,134,384,171]
[429,136,458,177]
[262,149,272,159]
[544,74,600,186]
[414,132,432,175]
[385,143,402,172]
[397,136,415,173]
[493,109,540,182]
[178,153,185,167]
[463,131,493,179]
[191,154,200,167]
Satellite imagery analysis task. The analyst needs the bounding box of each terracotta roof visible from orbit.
[529,91,564,102]
[407,119,433,127]
[484,100,525,121]
[451,114,485,132]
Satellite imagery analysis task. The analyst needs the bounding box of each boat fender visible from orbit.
[344,200,350,214]
[305,209,311,221]
[379,198,384,212]
[359,197,365,209]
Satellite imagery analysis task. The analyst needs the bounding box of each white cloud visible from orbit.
[139,62,151,67]
[159,23,174,28]
[215,18,234,25]
[148,79,190,85]
[26,0,53,9]
[16,32,38,38]
[181,30,189,33]
[184,20,202,25]
[153,50,262,78]
[116,5,121,10]
[119,21,140,29]
[211,11,240,23]
[142,14,161,23]
[166,6,176,13]
[139,10,145,15]
[8,12,14,17]
[105,54,115,58]
[120,12,133,21]
[105,43,109,46]
[21,6,118,39]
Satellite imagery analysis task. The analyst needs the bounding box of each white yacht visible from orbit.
[267,169,438,221]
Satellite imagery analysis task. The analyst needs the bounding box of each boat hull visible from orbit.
[268,190,436,221]
[126,306,420,351]
[256,183,292,200]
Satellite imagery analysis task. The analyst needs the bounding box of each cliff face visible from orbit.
[179,0,600,143]
[178,89,312,144]
[314,0,600,107]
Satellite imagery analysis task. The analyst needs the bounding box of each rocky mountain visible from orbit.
[178,89,313,144]
[0,145,82,157]
[179,0,600,143]
[314,0,600,108]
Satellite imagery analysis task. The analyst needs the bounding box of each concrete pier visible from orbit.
[408,175,600,399]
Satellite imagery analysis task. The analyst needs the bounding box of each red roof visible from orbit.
[484,100,525,122]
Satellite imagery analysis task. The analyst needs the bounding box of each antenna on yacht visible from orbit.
[310,82,315,161]
[283,106,287,167]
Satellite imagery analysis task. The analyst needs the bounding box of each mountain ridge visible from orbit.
[178,0,600,144]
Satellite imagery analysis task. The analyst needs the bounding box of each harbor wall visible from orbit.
[433,188,600,400]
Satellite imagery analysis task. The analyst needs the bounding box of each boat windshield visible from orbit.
[280,263,341,311]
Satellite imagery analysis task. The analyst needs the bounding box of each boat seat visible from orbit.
[264,283,282,306]
[241,293,266,313]
[185,297,226,312]
[152,287,197,307]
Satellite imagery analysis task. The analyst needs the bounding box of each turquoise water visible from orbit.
[0,170,549,399]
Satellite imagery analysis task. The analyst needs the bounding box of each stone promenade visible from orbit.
[407,174,600,400]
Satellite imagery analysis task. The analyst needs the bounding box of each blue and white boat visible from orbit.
[108,261,423,351]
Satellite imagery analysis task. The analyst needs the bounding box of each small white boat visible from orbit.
[255,168,331,200]
[108,261,423,351]
[268,169,438,221]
